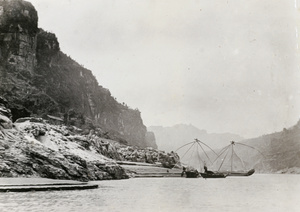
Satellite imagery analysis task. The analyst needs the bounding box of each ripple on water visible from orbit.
[0,174,300,212]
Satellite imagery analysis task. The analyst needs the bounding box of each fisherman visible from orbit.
[181,167,186,177]
[204,165,208,172]
[204,162,214,174]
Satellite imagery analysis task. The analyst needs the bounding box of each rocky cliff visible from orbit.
[0,0,157,148]
[0,96,179,180]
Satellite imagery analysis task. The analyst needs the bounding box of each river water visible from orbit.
[0,174,300,212]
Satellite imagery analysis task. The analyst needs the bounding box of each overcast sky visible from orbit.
[29,0,300,138]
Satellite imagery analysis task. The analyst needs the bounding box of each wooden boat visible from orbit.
[175,139,219,179]
[223,168,255,176]
[214,141,263,177]
[175,140,263,179]
[200,172,227,179]
[185,170,200,178]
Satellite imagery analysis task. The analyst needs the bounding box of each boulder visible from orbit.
[0,114,13,129]
[0,96,13,129]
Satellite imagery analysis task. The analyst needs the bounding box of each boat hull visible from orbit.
[200,172,227,179]
[185,171,199,178]
[221,169,255,177]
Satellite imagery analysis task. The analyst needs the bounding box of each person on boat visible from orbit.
[204,164,214,175]
[181,167,186,177]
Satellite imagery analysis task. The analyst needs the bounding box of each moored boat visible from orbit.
[200,172,227,179]
[185,170,200,178]
[175,139,263,179]
[175,139,219,179]
[213,141,263,177]
[221,168,255,176]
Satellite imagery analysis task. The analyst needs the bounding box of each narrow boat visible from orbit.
[175,140,263,179]
[224,168,255,176]
[175,139,219,179]
[181,166,200,178]
[214,141,263,177]
[185,170,200,178]
[200,172,227,179]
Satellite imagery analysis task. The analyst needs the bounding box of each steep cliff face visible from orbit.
[0,0,37,74]
[0,0,156,148]
[34,30,149,147]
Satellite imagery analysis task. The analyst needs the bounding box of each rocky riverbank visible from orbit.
[0,96,180,181]
[0,120,128,181]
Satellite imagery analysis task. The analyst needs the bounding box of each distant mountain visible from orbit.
[227,120,300,174]
[193,120,300,174]
[149,121,300,174]
[148,124,244,153]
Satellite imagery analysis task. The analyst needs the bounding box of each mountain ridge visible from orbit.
[148,123,244,152]
[190,120,300,174]
[234,120,300,173]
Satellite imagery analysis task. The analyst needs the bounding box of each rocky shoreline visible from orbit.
[0,96,181,181]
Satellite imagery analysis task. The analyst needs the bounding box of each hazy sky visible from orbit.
[29,0,300,138]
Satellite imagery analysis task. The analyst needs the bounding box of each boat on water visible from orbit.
[221,168,255,176]
[198,163,228,178]
[175,139,221,179]
[185,170,199,178]
[199,172,227,179]
[184,168,228,179]
[214,141,263,177]
[181,166,200,178]
[175,139,263,179]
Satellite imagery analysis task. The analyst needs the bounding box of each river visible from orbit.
[1,174,300,212]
